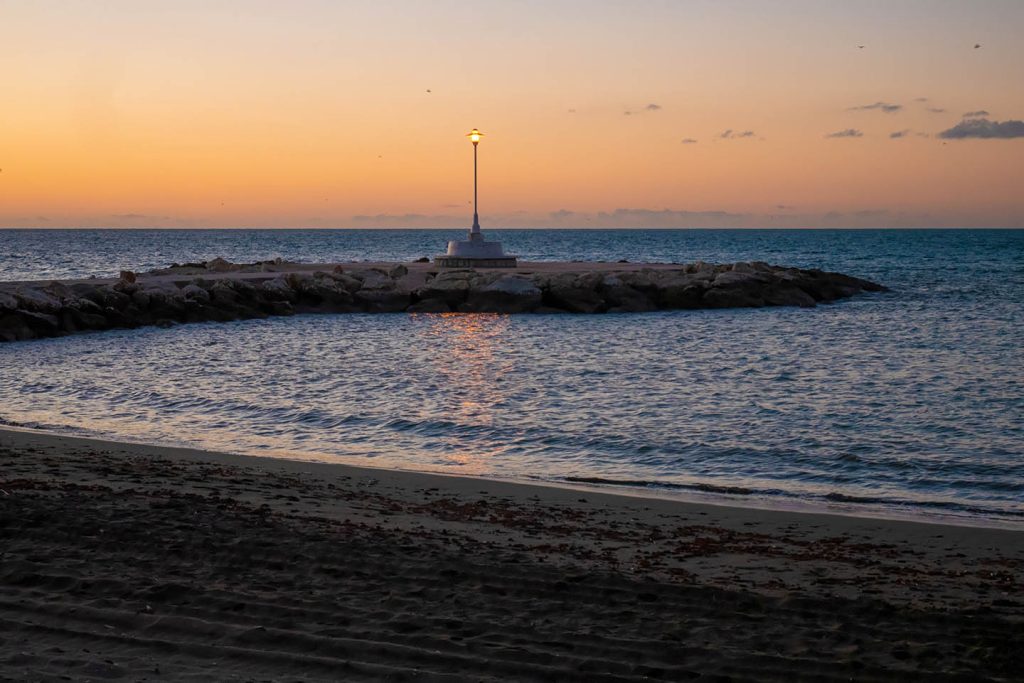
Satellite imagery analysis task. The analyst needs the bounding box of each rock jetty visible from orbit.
[0,259,886,343]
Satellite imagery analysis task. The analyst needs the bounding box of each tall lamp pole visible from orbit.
[467,128,483,236]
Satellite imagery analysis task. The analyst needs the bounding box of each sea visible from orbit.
[1,228,1021,527]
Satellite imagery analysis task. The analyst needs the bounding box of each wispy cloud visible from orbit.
[926,107,947,114]
[719,129,756,139]
[776,204,796,210]
[889,129,911,139]
[849,101,902,114]
[680,138,698,144]
[938,118,1024,139]
[625,103,663,116]
[826,129,864,138]
[963,110,989,118]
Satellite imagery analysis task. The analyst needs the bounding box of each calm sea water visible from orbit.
[1,229,1022,526]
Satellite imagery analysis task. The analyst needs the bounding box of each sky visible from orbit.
[1,0,1023,229]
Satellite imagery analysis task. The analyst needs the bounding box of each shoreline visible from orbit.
[2,425,1021,680]
[0,423,1018,532]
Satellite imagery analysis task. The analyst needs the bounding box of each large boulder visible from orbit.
[702,286,764,308]
[0,292,18,312]
[415,270,475,306]
[350,269,395,291]
[355,289,411,312]
[462,276,542,313]
[14,288,62,314]
[19,310,61,337]
[181,284,211,303]
[206,257,238,273]
[542,274,605,313]
[763,284,817,308]
[601,276,656,312]
[0,313,34,342]
[261,276,298,302]
[298,274,358,310]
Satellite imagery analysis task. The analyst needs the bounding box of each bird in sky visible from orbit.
[857,45,865,49]
[426,89,432,93]
[974,43,982,49]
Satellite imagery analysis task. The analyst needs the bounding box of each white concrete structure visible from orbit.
[435,128,517,268]
[437,229,517,268]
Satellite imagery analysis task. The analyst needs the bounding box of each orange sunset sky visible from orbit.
[2,0,1023,229]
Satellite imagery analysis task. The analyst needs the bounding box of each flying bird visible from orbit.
[426,89,432,93]
[858,45,865,49]
[974,43,981,49]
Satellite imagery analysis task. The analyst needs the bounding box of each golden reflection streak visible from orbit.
[415,312,513,473]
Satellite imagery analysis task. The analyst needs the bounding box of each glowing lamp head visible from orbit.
[467,128,483,145]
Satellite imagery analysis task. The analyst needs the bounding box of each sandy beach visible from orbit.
[1,428,1021,681]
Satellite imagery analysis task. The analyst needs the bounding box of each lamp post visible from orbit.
[434,127,515,268]
[467,128,483,236]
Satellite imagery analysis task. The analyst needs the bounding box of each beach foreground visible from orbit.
[1,429,1021,681]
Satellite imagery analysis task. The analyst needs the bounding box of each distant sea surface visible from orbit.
[1,229,1022,526]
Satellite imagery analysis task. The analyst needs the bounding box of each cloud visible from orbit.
[849,101,902,113]
[351,213,460,226]
[645,103,662,111]
[889,129,911,139]
[775,204,796,210]
[109,213,172,222]
[963,110,989,118]
[825,129,864,138]
[926,107,947,114]
[914,97,929,103]
[938,118,1024,139]
[549,209,575,219]
[680,138,698,144]
[567,108,577,113]
[719,129,756,139]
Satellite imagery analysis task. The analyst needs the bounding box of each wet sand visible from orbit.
[1,427,1021,681]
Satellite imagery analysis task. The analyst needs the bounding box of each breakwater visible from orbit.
[0,259,886,342]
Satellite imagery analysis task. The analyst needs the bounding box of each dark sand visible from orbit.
[1,428,1021,681]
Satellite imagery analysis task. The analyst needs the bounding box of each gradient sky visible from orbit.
[2,0,1023,228]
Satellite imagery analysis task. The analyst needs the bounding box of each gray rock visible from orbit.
[130,290,152,309]
[602,283,655,312]
[543,274,605,313]
[14,288,62,314]
[0,313,34,342]
[351,269,394,291]
[463,276,542,313]
[181,284,211,303]
[763,284,817,308]
[713,270,767,288]
[415,271,474,305]
[0,292,18,311]
[261,276,297,302]
[355,289,411,312]
[206,257,237,272]
[19,310,61,336]
[702,286,764,308]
